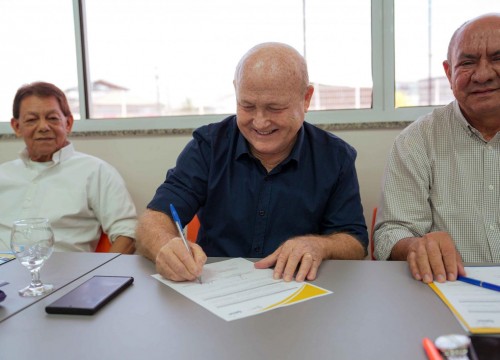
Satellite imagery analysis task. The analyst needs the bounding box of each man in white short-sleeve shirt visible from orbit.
[0,82,137,253]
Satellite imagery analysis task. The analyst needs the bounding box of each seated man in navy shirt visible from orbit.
[136,42,368,282]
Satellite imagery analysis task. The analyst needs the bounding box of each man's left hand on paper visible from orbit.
[254,236,327,282]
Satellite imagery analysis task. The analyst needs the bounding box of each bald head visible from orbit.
[233,42,315,169]
[447,13,500,63]
[442,12,500,134]
[234,42,310,96]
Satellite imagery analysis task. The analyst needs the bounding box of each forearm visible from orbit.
[322,233,366,260]
[389,237,417,260]
[135,209,179,261]
[109,236,136,254]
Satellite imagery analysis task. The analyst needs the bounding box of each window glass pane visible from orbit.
[395,0,498,108]
[306,0,372,110]
[0,0,78,122]
[84,0,372,119]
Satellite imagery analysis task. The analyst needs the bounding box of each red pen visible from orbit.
[423,338,443,360]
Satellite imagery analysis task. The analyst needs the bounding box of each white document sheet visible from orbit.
[152,258,332,321]
[430,266,500,334]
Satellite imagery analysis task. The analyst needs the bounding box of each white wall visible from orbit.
[0,128,401,230]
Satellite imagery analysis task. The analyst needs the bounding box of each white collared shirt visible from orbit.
[0,143,137,252]
[375,100,500,262]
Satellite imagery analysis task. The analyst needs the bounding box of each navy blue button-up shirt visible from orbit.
[148,115,368,257]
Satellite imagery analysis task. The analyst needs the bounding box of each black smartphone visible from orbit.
[45,275,134,315]
[469,335,500,360]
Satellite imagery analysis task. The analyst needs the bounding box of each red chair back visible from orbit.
[186,215,200,243]
[370,207,377,260]
[95,232,111,253]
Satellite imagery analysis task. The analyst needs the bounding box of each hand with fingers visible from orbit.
[155,237,207,282]
[406,231,466,283]
[254,236,327,282]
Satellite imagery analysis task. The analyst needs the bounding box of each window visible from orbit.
[305,1,372,111]
[395,0,499,107]
[0,0,78,121]
[0,1,498,133]
[83,0,371,119]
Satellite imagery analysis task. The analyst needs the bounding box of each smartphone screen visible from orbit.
[45,275,134,315]
[469,335,500,360]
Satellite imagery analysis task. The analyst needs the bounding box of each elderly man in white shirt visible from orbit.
[0,81,136,253]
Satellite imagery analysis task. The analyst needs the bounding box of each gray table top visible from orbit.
[0,251,119,323]
[0,254,465,360]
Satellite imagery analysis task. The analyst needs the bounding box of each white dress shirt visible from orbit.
[0,143,137,252]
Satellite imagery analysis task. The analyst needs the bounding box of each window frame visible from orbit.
[0,0,438,136]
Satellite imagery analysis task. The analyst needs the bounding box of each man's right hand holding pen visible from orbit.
[136,207,206,282]
[155,238,206,282]
[167,204,204,283]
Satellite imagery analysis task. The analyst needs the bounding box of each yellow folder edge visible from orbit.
[262,283,331,311]
[428,282,500,334]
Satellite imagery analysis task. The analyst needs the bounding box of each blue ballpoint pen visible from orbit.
[457,275,500,293]
[169,204,202,284]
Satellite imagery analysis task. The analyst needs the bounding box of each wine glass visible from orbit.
[10,218,54,297]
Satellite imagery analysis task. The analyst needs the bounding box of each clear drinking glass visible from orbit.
[10,218,54,297]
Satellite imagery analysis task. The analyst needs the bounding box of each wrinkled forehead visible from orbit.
[452,17,500,56]
[237,60,306,101]
[236,70,304,103]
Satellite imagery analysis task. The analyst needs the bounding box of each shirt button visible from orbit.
[487,145,493,150]
[259,210,265,216]
[254,247,261,253]
[489,185,494,190]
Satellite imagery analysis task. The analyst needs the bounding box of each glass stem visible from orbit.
[30,268,43,288]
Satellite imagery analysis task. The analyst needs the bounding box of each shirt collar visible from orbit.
[235,125,305,166]
[453,100,486,141]
[20,142,75,167]
[235,131,250,159]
